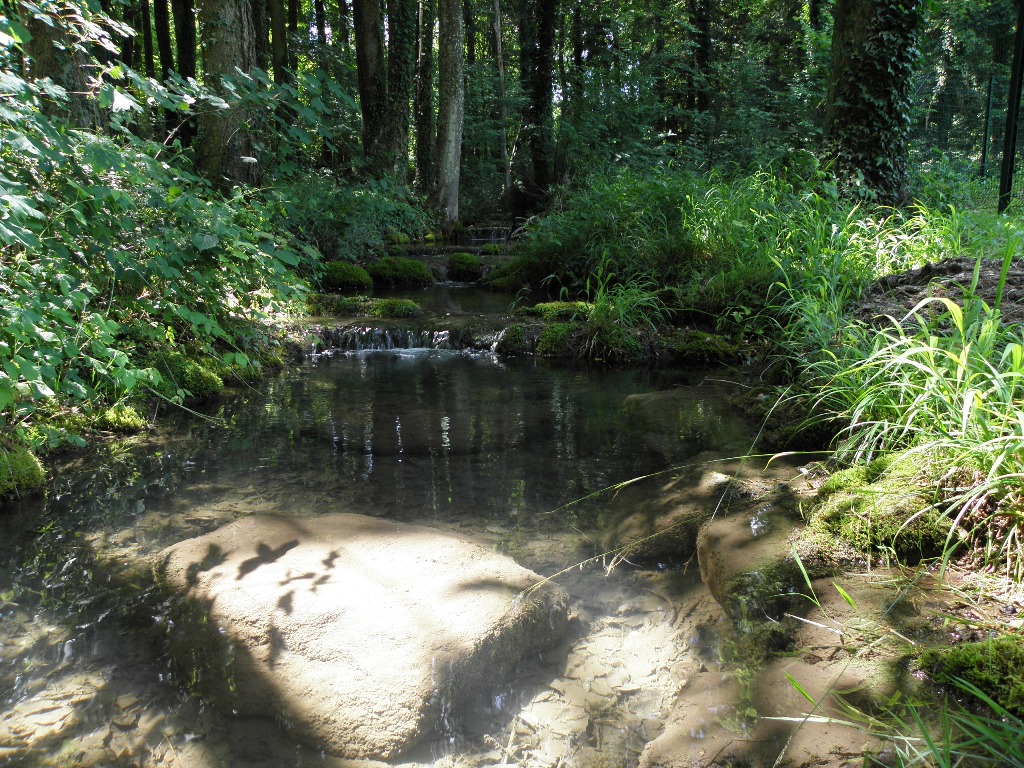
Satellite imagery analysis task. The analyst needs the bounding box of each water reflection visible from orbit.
[0,348,757,767]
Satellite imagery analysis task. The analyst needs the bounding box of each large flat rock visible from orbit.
[157,513,569,760]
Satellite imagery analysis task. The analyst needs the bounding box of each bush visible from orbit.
[367,257,433,286]
[321,261,373,291]
[446,252,482,282]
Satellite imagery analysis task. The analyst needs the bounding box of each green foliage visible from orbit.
[276,174,431,262]
[518,302,591,321]
[96,404,147,433]
[320,261,373,291]
[921,636,1024,719]
[446,252,482,282]
[0,444,46,499]
[366,256,433,286]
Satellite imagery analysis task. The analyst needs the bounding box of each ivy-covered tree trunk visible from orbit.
[435,0,465,225]
[823,0,923,204]
[354,0,388,169]
[386,0,417,177]
[414,0,436,195]
[196,0,260,188]
[517,0,557,204]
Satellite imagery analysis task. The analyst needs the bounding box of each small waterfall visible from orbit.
[315,326,454,352]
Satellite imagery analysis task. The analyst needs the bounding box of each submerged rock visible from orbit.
[157,513,569,760]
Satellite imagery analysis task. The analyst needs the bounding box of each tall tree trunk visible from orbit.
[414,0,437,195]
[464,0,476,65]
[24,11,101,129]
[386,0,417,177]
[141,0,156,78]
[337,0,352,52]
[270,0,290,82]
[154,0,175,78]
[435,0,465,225]
[171,0,197,143]
[315,0,329,48]
[354,0,388,169]
[121,2,137,67]
[823,0,923,204]
[196,0,260,187]
[251,0,271,71]
[288,0,299,69]
[518,0,556,201]
[491,0,510,199]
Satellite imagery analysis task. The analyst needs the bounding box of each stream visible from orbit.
[0,288,772,767]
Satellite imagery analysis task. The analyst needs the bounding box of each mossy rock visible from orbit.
[517,301,591,322]
[97,404,148,433]
[659,329,741,364]
[920,635,1024,718]
[446,252,482,282]
[367,256,433,286]
[308,294,421,319]
[808,455,950,560]
[535,322,583,357]
[496,323,531,355]
[151,352,225,401]
[321,261,373,291]
[480,243,503,255]
[0,445,46,500]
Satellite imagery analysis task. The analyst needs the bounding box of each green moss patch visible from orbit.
[150,352,225,401]
[97,404,148,432]
[921,636,1024,718]
[446,252,482,282]
[478,256,538,291]
[320,261,373,291]
[536,322,583,357]
[518,301,591,322]
[496,323,531,355]
[367,256,433,286]
[809,455,950,559]
[0,445,46,499]
[659,329,741,364]
[308,294,421,318]
[480,243,503,255]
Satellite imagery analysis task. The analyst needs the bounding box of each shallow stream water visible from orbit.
[0,293,769,767]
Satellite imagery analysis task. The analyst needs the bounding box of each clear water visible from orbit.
[0,345,758,767]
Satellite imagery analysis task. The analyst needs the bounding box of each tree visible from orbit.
[414,0,437,194]
[354,0,388,167]
[435,0,465,224]
[196,0,260,187]
[823,0,924,203]
[270,0,290,82]
[386,0,418,176]
[517,0,557,204]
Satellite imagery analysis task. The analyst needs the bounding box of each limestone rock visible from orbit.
[157,513,569,760]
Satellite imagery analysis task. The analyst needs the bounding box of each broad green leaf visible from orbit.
[193,232,219,252]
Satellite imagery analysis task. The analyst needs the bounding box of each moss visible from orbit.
[0,445,46,499]
[307,294,421,318]
[480,243,503,255]
[536,322,583,357]
[446,252,482,282]
[659,329,741,364]
[97,404,148,433]
[518,301,591,322]
[921,636,1024,718]
[367,256,433,286]
[496,323,531,355]
[809,457,950,559]
[151,351,224,401]
[320,261,373,291]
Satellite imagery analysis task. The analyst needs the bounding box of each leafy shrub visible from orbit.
[446,253,482,282]
[321,261,373,291]
[367,257,433,286]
